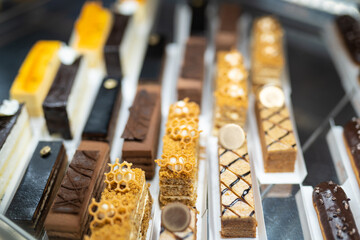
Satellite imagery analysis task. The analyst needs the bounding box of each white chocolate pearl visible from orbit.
[227,68,244,82]
[177,101,185,107]
[264,46,278,56]
[182,107,189,113]
[225,52,241,66]
[260,33,275,43]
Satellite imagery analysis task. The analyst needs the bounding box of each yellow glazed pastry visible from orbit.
[10,41,61,117]
[72,2,113,67]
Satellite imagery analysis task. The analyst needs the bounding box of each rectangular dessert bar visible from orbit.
[86,160,153,240]
[151,0,176,43]
[5,141,68,237]
[10,41,61,117]
[122,85,161,179]
[45,141,110,239]
[255,100,297,172]
[43,56,87,139]
[177,37,206,105]
[0,103,32,205]
[343,118,360,188]
[218,141,257,238]
[82,76,122,147]
[216,3,241,51]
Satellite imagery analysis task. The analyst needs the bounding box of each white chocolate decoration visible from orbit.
[58,45,78,65]
[259,85,285,108]
[225,52,242,66]
[117,0,138,15]
[168,156,184,171]
[219,124,245,150]
[227,68,245,82]
[0,99,19,116]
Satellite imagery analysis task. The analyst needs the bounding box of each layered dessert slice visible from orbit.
[122,85,161,179]
[43,51,88,139]
[10,41,61,117]
[213,50,248,134]
[251,16,284,91]
[215,3,241,51]
[0,100,32,206]
[160,203,197,240]
[343,118,360,188]
[71,2,113,68]
[82,76,122,147]
[5,141,67,237]
[218,124,257,238]
[86,160,152,240]
[156,99,201,207]
[177,37,206,105]
[313,181,360,239]
[255,85,297,172]
[45,141,110,239]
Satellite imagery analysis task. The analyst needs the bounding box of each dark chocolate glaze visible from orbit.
[343,118,360,179]
[151,0,175,43]
[0,104,23,149]
[313,181,360,240]
[180,37,206,80]
[139,35,166,84]
[82,76,121,145]
[336,15,360,64]
[104,13,131,78]
[53,150,99,214]
[187,0,208,35]
[218,3,241,32]
[6,141,66,236]
[43,57,82,140]
[122,89,156,141]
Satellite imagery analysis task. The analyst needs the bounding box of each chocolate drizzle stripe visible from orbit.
[219,149,228,157]
[249,210,255,217]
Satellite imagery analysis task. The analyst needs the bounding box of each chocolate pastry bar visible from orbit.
[313,181,360,239]
[138,34,166,84]
[188,0,208,35]
[218,142,257,237]
[216,3,241,51]
[177,37,206,105]
[45,141,110,239]
[104,13,131,78]
[336,15,360,65]
[6,141,67,237]
[151,0,176,43]
[43,57,82,139]
[122,85,161,179]
[343,118,360,188]
[82,77,122,147]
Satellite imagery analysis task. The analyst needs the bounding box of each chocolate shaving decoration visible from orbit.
[122,90,156,141]
[53,150,99,214]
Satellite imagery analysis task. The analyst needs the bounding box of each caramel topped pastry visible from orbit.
[218,125,257,238]
[156,99,201,207]
[213,50,248,134]
[313,181,360,240]
[343,118,360,188]
[87,160,152,240]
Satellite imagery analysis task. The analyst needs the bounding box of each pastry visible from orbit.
[44,141,110,239]
[43,53,87,139]
[335,15,360,65]
[122,85,161,179]
[255,85,297,172]
[82,77,122,147]
[251,16,284,91]
[160,203,197,240]
[313,181,360,239]
[156,99,201,207]
[104,12,131,78]
[218,124,257,238]
[343,118,360,188]
[10,41,61,117]
[71,2,113,68]
[86,160,152,240]
[177,37,206,105]
[0,101,32,205]
[151,0,176,43]
[213,50,248,134]
[216,3,241,51]
[5,141,67,237]
[138,34,166,85]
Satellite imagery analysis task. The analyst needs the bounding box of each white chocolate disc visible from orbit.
[0,99,19,116]
[219,124,245,150]
[259,85,285,108]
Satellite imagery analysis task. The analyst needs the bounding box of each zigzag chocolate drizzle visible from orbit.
[53,150,99,214]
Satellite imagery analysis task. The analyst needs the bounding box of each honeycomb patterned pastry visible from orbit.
[166,118,201,144]
[168,98,200,120]
[104,160,138,193]
[156,153,196,173]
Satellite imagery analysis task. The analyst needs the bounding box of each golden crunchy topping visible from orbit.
[168,98,200,120]
[166,118,201,144]
[156,153,196,173]
[104,160,139,193]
